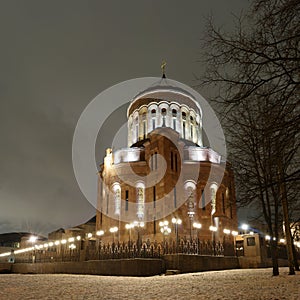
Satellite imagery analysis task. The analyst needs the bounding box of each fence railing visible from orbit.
[5,238,235,263]
[84,239,234,261]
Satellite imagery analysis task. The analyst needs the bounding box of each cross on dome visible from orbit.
[161,60,167,78]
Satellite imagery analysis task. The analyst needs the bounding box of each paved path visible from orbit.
[0,267,299,299]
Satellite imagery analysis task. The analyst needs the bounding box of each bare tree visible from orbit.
[198,0,300,275]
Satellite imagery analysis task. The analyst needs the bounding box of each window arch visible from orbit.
[135,117,139,141]
[112,183,121,216]
[172,109,177,130]
[142,113,147,139]
[210,183,218,216]
[151,109,156,130]
[182,111,187,139]
[184,181,196,217]
[136,182,145,219]
[161,108,167,127]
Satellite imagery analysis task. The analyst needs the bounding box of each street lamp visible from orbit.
[132,221,144,252]
[172,218,182,252]
[96,230,104,259]
[193,222,202,230]
[209,225,218,255]
[29,235,37,263]
[29,236,37,244]
[231,230,238,256]
[223,228,231,235]
[222,228,231,256]
[159,221,171,251]
[241,224,249,234]
[193,222,202,254]
[209,226,217,232]
[109,227,118,244]
[187,211,195,241]
[96,230,104,237]
[125,223,134,249]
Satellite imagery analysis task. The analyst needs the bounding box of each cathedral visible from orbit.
[96,70,237,250]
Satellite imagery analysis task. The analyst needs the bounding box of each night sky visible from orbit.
[0,1,250,236]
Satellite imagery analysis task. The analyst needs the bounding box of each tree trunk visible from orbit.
[291,239,300,271]
[279,169,295,275]
[270,239,279,276]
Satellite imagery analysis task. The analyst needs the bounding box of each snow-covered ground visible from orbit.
[0,267,299,299]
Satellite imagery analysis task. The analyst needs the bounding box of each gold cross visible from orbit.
[161,60,167,77]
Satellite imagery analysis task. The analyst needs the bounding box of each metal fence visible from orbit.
[9,238,235,263]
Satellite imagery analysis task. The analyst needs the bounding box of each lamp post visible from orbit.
[231,230,238,256]
[222,228,231,255]
[187,212,195,241]
[29,235,37,263]
[133,221,144,252]
[241,223,249,234]
[109,227,118,244]
[96,230,104,259]
[172,218,182,252]
[125,223,134,250]
[193,222,202,254]
[159,221,171,253]
[209,225,218,255]
[96,230,104,238]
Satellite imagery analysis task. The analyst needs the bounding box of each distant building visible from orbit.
[0,232,46,253]
[48,216,96,241]
[96,75,238,248]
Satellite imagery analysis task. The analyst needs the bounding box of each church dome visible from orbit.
[127,78,203,147]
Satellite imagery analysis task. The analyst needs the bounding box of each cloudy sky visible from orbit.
[0,1,250,235]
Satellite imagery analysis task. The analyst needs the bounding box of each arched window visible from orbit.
[184,181,196,218]
[135,117,138,141]
[210,183,218,216]
[196,122,199,143]
[161,108,167,127]
[151,109,156,130]
[142,113,146,139]
[182,112,187,139]
[113,183,121,216]
[172,109,177,130]
[136,182,145,219]
[189,116,194,140]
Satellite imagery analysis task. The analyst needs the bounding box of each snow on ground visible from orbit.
[0,267,299,300]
